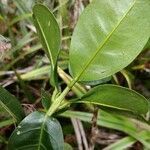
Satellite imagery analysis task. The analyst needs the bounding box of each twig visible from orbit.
[89,106,99,150]
[70,0,84,29]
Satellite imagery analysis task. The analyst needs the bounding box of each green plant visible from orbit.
[0,0,150,149]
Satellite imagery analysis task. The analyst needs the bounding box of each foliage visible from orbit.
[0,0,150,149]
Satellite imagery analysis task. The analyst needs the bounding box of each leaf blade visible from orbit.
[0,86,24,123]
[69,0,150,82]
[8,111,64,150]
[33,4,61,87]
[74,84,149,115]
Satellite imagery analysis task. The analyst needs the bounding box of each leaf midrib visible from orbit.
[37,114,48,150]
[75,0,136,81]
[34,16,55,69]
[0,100,17,122]
[76,100,136,113]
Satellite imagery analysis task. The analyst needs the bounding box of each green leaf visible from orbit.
[8,111,64,150]
[33,4,61,87]
[64,143,73,150]
[69,0,150,82]
[144,38,150,50]
[82,76,112,86]
[0,86,24,123]
[74,84,149,115]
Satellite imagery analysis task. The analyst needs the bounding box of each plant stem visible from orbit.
[47,60,94,116]
[58,67,86,97]
[47,86,69,116]
[47,78,77,116]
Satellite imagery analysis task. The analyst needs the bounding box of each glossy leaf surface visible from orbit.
[8,111,64,150]
[33,4,61,87]
[0,86,24,123]
[75,85,149,115]
[69,0,150,82]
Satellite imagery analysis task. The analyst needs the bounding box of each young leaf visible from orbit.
[33,4,61,87]
[69,0,150,82]
[0,86,24,123]
[74,84,149,116]
[8,111,64,150]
